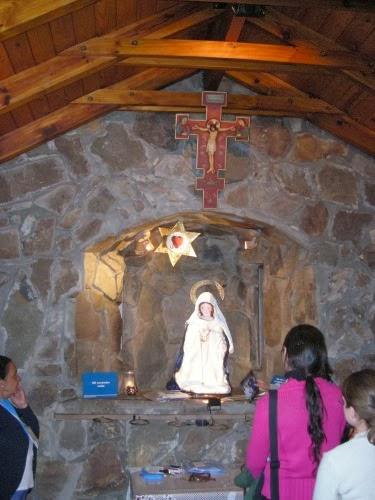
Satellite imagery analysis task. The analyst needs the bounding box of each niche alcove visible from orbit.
[74,211,317,390]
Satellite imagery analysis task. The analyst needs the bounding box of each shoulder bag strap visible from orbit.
[269,389,280,500]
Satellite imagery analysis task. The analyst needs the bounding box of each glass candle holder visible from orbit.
[122,370,138,396]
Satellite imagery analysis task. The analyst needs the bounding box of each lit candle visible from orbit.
[122,370,138,396]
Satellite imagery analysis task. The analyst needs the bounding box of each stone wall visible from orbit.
[0,74,374,498]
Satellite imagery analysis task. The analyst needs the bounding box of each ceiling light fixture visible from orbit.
[231,4,265,17]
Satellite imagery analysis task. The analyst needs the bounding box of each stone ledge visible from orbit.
[54,395,255,422]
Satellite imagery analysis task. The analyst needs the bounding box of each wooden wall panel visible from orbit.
[4,34,35,72]
[280,7,303,20]
[11,105,34,127]
[361,29,375,58]
[95,0,117,36]
[29,97,51,118]
[46,90,68,111]
[27,24,56,63]
[116,0,137,27]
[82,74,101,94]
[157,1,178,12]
[0,43,13,79]
[348,91,375,129]
[64,81,84,101]
[3,33,37,124]
[0,114,16,135]
[98,67,119,88]
[336,13,375,52]
[317,73,359,107]
[0,0,98,42]
[137,0,158,19]
[72,4,96,43]
[318,10,355,39]
[26,23,66,115]
[297,8,330,32]
[242,21,286,45]
[50,14,76,52]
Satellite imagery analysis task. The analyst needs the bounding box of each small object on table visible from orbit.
[139,468,165,483]
[189,472,213,482]
[159,465,184,476]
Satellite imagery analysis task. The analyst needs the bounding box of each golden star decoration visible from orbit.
[155,221,200,267]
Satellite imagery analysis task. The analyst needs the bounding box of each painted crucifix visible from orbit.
[175,91,250,209]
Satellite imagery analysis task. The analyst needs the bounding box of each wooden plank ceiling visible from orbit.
[0,0,374,163]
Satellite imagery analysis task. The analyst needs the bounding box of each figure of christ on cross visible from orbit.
[175,92,250,209]
[192,119,235,174]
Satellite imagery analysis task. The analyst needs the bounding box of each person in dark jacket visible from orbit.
[0,355,39,500]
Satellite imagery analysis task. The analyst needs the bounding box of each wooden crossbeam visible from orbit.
[0,54,115,117]
[0,5,223,117]
[0,68,195,163]
[248,7,375,91]
[178,0,375,11]
[227,70,375,156]
[0,0,97,41]
[75,89,341,115]
[84,39,374,74]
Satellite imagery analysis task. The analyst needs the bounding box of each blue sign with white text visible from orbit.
[82,372,118,398]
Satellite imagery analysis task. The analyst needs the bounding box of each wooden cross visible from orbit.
[175,91,250,209]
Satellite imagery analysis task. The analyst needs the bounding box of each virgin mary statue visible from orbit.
[174,291,234,395]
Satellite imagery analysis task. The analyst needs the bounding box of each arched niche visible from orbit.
[75,211,317,391]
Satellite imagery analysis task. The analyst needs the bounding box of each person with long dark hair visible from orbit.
[246,324,346,500]
[313,368,375,499]
[0,355,39,500]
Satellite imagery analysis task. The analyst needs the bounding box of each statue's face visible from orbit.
[199,302,214,318]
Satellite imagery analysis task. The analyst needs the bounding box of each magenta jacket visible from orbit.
[246,378,346,500]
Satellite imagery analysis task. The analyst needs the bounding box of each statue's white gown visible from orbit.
[175,292,234,395]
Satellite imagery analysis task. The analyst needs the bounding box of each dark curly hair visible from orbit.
[283,324,332,466]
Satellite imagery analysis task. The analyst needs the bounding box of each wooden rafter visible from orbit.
[0,68,196,163]
[0,5,223,117]
[178,0,375,11]
[248,7,375,91]
[0,0,98,41]
[75,89,341,115]
[227,70,375,155]
[80,39,374,73]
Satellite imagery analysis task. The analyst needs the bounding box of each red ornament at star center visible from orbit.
[172,235,184,248]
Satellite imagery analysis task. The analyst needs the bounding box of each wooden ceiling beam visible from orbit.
[227,70,375,156]
[248,7,375,91]
[0,5,222,117]
[118,56,336,74]
[0,0,98,42]
[75,89,341,115]
[178,0,375,11]
[0,54,115,117]
[85,39,374,73]
[203,15,246,91]
[0,68,195,163]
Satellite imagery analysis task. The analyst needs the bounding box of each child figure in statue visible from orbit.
[174,291,234,395]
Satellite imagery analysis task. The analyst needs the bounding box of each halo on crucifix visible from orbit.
[154,221,200,267]
[175,91,250,209]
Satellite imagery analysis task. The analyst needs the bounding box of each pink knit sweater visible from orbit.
[246,378,346,500]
